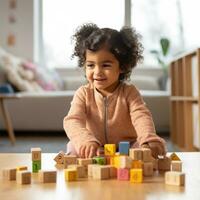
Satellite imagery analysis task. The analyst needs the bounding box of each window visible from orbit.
[41,0,200,69]
[42,0,124,68]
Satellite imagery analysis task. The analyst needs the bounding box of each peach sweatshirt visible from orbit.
[63,82,165,152]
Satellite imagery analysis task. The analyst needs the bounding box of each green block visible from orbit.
[32,160,41,173]
[93,156,106,165]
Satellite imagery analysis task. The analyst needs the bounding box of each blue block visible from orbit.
[119,141,130,155]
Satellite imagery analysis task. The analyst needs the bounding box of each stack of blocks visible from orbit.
[31,147,41,173]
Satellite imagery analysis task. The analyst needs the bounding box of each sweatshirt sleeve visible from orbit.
[63,86,101,153]
[127,85,166,147]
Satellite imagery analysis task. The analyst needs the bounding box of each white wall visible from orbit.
[0,0,34,60]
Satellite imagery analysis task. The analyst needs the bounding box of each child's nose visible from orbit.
[94,65,102,75]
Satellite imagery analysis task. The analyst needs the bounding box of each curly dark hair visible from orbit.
[71,23,143,81]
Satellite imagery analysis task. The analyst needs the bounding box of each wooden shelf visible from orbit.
[170,48,200,151]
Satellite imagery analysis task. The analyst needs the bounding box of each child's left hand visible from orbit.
[141,141,166,158]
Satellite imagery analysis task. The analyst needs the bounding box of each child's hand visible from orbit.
[79,142,99,158]
[141,142,166,158]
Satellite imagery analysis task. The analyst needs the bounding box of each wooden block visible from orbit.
[151,157,158,171]
[158,157,171,171]
[119,156,132,169]
[16,171,31,184]
[170,152,181,161]
[129,148,143,160]
[77,158,93,167]
[2,168,16,180]
[104,144,116,156]
[93,156,106,165]
[107,165,117,178]
[31,147,41,161]
[130,169,143,183]
[132,160,143,169]
[171,161,182,172]
[16,166,28,171]
[165,171,185,186]
[68,164,87,178]
[64,155,77,168]
[142,148,152,162]
[54,151,65,164]
[113,155,121,168]
[32,160,41,173]
[92,165,110,180]
[88,164,98,177]
[143,162,153,176]
[119,141,130,155]
[65,169,77,181]
[39,170,57,183]
[117,168,130,180]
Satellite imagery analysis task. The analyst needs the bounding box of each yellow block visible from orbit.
[114,156,121,168]
[130,169,143,183]
[65,169,77,181]
[132,160,143,169]
[104,144,116,156]
[170,153,181,161]
[16,166,28,171]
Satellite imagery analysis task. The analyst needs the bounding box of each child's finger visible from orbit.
[88,146,96,158]
[80,146,86,158]
[85,145,90,158]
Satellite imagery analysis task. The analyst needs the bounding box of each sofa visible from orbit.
[0,47,170,133]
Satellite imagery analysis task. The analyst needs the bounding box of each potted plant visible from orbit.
[150,37,170,90]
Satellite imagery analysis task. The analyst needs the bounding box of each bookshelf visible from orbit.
[170,48,200,151]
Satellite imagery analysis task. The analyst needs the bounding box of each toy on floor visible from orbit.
[1,143,185,187]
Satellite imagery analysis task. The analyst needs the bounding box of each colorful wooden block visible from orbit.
[104,144,116,156]
[129,148,143,160]
[54,151,65,164]
[108,165,117,178]
[88,164,98,177]
[171,161,182,172]
[165,171,185,186]
[68,164,87,178]
[113,155,121,168]
[77,158,93,167]
[132,160,143,169]
[117,168,130,181]
[31,147,41,161]
[32,160,41,173]
[2,168,16,180]
[92,157,106,165]
[92,165,110,180]
[119,141,130,155]
[65,169,77,181]
[64,155,77,168]
[16,166,28,171]
[158,156,171,171]
[130,169,143,183]
[142,148,152,162]
[16,171,31,184]
[143,162,153,176]
[170,152,181,161]
[39,170,57,183]
[119,156,132,169]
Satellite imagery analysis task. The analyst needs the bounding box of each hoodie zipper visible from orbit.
[103,97,108,143]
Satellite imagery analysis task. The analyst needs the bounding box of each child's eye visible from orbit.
[102,63,111,67]
[86,64,94,68]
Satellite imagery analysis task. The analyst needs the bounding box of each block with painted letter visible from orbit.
[39,170,57,183]
[68,164,87,178]
[104,144,116,156]
[129,148,143,160]
[130,169,143,183]
[165,171,185,186]
[54,151,65,164]
[32,160,41,173]
[132,160,143,169]
[119,156,132,169]
[117,168,130,180]
[16,171,31,184]
[92,165,110,180]
[2,168,16,180]
[64,155,77,168]
[31,147,41,161]
[171,160,182,172]
[65,169,77,181]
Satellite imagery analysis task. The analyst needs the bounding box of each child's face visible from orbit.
[85,48,122,96]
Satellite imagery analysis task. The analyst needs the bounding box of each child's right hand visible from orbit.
[79,142,99,158]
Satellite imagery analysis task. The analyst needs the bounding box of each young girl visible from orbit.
[64,23,166,159]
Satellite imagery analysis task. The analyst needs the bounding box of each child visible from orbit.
[63,23,166,159]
